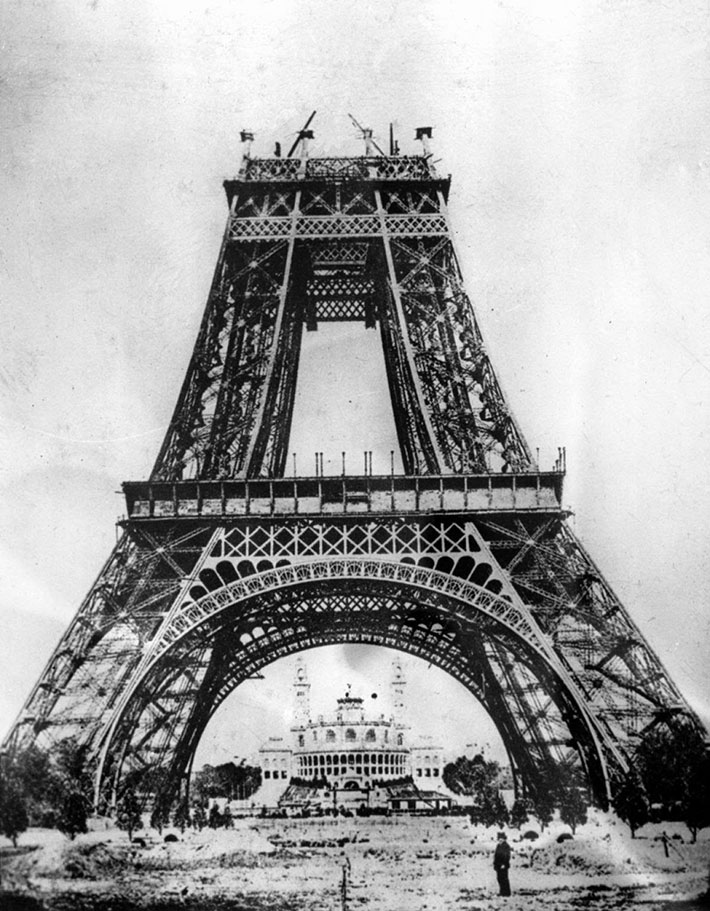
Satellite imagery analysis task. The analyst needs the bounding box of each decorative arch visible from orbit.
[95,559,617,810]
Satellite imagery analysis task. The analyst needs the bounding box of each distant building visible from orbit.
[257,659,452,811]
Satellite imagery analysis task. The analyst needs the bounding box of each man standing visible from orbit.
[493,831,512,896]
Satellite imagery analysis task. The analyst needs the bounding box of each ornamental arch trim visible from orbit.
[97,558,615,807]
[155,558,550,661]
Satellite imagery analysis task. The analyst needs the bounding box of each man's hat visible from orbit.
[497,831,507,840]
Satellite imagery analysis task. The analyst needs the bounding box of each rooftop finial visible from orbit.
[287,110,317,158]
[389,123,400,156]
[349,113,385,157]
[415,126,433,157]
[240,130,255,158]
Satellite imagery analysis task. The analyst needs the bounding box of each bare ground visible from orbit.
[1,811,708,910]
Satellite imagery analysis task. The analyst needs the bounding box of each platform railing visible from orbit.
[123,471,565,521]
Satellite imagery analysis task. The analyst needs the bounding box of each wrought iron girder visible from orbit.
[381,189,441,215]
[374,233,445,473]
[6,148,706,829]
[152,166,531,480]
[151,234,293,481]
[234,189,298,218]
[384,233,531,473]
[477,515,689,739]
[219,516,479,562]
[233,156,443,184]
[101,584,598,808]
[228,213,449,242]
[2,525,216,760]
[150,559,549,659]
[3,533,143,752]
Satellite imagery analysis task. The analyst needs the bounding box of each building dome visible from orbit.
[290,687,408,788]
[258,660,445,798]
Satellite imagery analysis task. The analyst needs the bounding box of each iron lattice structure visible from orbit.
[3,129,702,813]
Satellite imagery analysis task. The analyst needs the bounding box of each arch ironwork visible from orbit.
[94,559,619,811]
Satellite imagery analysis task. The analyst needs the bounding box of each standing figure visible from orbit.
[493,831,512,896]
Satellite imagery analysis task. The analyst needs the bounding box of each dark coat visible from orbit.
[493,840,511,870]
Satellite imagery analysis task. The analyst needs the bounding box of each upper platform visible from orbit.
[123,471,565,522]
[224,156,451,202]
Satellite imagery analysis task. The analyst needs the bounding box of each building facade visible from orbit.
[258,660,445,795]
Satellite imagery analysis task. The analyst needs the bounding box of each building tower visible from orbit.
[390,661,407,724]
[3,118,705,815]
[293,659,311,728]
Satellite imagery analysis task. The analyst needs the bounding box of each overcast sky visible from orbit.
[1,0,709,763]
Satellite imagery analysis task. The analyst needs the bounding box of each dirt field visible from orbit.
[1,811,708,910]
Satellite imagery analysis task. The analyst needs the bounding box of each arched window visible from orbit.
[298,734,305,747]
[326,729,336,742]
[397,733,403,746]
[365,729,376,742]
[345,728,356,742]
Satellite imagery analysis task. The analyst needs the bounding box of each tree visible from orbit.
[479,791,509,828]
[12,745,53,824]
[531,791,555,832]
[192,803,207,832]
[634,718,710,843]
[173,798,191,833]
[208,803,223,828]
[509,798,530,830]
[115,787,142,841]
[613,770,650,838]
[443,754,500,798]
[192,761,262,803]
[54,739,91,792]
[150,804,170,835]
[0,767,29,847]
[684,751,710,844]
[53,738,91,839]
[547,765,588,835]
[57,790,88,841]
[559,787,588,835]
[635,719,706,815]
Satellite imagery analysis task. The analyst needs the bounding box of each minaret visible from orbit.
[391,660,407,723]
[293,657,311,728]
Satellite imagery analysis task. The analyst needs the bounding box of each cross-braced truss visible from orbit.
[3,141,704,816]
[150,157,531,480]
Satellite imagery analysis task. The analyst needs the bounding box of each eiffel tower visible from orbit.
[3,117,703,814]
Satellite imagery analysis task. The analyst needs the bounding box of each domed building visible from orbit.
[291,688,410,787]
[258,659,452,811]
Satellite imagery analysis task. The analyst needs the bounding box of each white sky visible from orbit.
[1,0,709,761]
